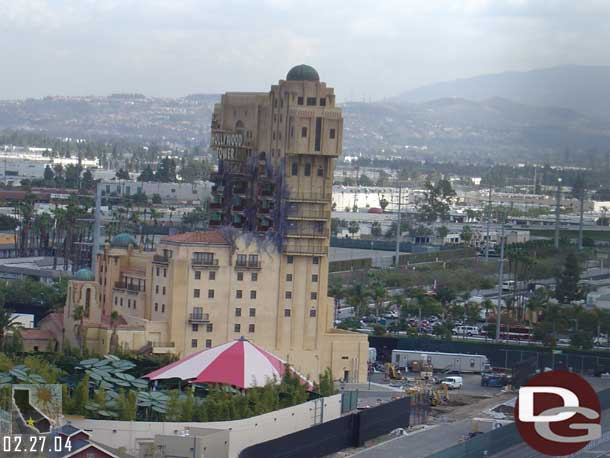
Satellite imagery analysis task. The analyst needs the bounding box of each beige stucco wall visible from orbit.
[68,394,342,458]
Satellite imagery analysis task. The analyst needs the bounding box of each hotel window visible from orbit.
[304,163,311,176]
[133,301,137,309]
[114,297,117,305]
[127,299,131,308]
[320,98,326,106]
[162,286,166,295]
[208,289,215,299]
[310,309,317,317]
[291,162,298,176]
[194,289,200,298]
[311,292,318,300]
[191,339,197,348]
[234,324,241,333]
[205,339,212,348]
[306,97,316,106]
[237,272,244,281]
[312,274,318,283]
[120,298,123,306]
[249,324,255,333]
[161,304,165,313]
[195,271,201,280]
[297,96,304,105]
[313,256,319,264]
[317,166,324,177]
[286,274,293,281]
[155,285,159,293]
[206,324,213,332]
[251,272,258,281]
[156,267,160,276]
[301,127,307,137]
[250,290,256,299]
[290,126,294,137]
[272,132,276,140]
[284,309,291,317]
[236,254,247,266]
[329,128,336,139]
[236,290,243,299]
[192,324,199,332]
[163,268,167,278]
[249,308,256,317]
[287,255,294,264]
[154,303,158,311]
[209,271,216,280]
[193,252,215,265]
[285,291,292,299]
[235,307,242,317]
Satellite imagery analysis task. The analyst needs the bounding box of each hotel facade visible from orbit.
[64,65,368,382]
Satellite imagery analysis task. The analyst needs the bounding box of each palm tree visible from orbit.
[0,304,18,351]
[371,282,388,318]
[347,283,371,318]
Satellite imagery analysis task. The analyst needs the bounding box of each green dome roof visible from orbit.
[74,268,95,281]
[286,64,319,82]
[110,233,138,248]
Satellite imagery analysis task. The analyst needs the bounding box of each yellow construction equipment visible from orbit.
[385,363,403,380]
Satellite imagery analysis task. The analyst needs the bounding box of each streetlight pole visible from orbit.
[495,215,506,341]
[485,186,492,262]
[554,178,562,249]
[394,184,402,268]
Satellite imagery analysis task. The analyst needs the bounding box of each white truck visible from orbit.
[391,349,489,373]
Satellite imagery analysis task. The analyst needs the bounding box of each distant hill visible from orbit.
[395,65,610,120]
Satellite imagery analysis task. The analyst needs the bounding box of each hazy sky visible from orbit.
[2,0,610,100]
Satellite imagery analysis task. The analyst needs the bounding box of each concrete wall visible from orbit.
[67,394,342,458]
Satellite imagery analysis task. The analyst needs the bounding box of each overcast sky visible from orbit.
[1,0,610,101]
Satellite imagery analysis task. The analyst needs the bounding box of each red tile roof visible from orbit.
[162,230,228,245]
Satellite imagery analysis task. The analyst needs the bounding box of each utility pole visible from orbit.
[91,182,102,274]
[394,184,402,268]
[495,215,506,341]
[554,178,562,249]
[532,167,537,195]
[485,186,492,262]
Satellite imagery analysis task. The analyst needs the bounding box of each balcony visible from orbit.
[286,227,326,238]
[286,191,331,203]
[113,282,143,293]
[191,258,219,269]
[286,206,330,220]
[283,239,328,255]
[153,254,169,264]
[235,260,262,270]
[188,312,210,323]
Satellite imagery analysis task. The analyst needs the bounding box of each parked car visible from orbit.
[481,373,509,387]
[452,326,480,336]
[441,376,463,390]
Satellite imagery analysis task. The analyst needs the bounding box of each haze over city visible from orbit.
[2,0,610,100]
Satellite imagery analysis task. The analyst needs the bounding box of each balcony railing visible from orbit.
[153,254,169,264]
[114,282,143,293]
[191,258,219,268]
[286,227,326,237]
[235,260,262,270]
[189,313,210,323]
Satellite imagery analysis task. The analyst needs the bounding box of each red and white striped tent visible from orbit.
[144,337,312,389]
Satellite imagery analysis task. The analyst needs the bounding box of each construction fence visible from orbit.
[238,396,411,458]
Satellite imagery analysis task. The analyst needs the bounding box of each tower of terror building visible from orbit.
[208,65,367,380]
[61,65,367,383]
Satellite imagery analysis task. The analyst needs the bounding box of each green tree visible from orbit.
[81,169,95,190]
[116,169,130,180]
[43,165,55,181]
[461,225,473,244]
[556,252,581,303]
[417,178,456,223]
[371,222,382,237]
[347,221,360,237]
[572,173,587,251]
[138,165,155,182]
[436,225,449,243]
[0,303,18,351]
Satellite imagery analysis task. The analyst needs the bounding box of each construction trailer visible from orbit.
[391,349,489,373]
